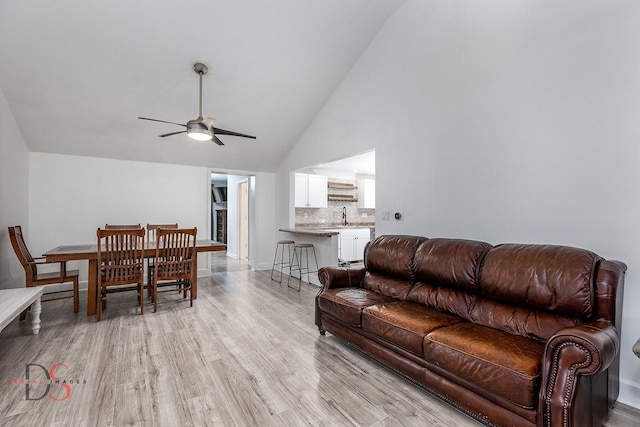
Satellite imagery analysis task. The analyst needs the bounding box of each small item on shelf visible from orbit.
[328,194,358,202]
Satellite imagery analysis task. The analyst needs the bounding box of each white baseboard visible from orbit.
[618,379,640,409]
[254,261,272,271]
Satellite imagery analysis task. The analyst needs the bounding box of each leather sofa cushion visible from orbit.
[362,272,414,300]
[424,322,545,409]
[363,301,464,355]
[364,235,427,281]
[413,238,492,292]
[480,244,600,318]
[470,297,580,341]
[407,282,477,320]
[317,287,396,328]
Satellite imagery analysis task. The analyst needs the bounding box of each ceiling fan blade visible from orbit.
[213,127,256,139]
[138,117,187,128]
[212,135,225,146]
[159,130,187,138]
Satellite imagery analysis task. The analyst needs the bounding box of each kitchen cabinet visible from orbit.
[357,179,375,208]
[338,228,371,262]
[295,173,328,208]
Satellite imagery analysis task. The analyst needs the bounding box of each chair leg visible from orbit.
[153,281,158,313]
[139,282,144,315]
[73,277,79,313]
[19,308,29,321]
[96,288,102,321]
[147,265,154,300]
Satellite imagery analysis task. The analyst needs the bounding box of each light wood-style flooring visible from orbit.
[1,253,639,426]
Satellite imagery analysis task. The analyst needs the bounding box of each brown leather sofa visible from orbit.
[315,235,626,427]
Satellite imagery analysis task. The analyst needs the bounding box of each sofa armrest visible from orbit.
[317,267,366,291]
[315,267,366,334]
[540,321,619,427]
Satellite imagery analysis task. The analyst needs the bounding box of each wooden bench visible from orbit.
[0,287,45,335]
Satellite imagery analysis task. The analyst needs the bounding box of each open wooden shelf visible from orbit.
[328,194,358,202]
[327,182,358,190]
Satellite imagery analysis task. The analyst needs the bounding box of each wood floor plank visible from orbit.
[0,253,637,426]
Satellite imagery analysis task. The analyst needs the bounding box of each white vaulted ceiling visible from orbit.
[0,0,404,172]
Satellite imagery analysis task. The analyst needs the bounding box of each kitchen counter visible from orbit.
[278,228,340,237]
[279,224,374,236]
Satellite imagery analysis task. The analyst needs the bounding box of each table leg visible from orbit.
[87,259,98,316]
[31,297,42,334]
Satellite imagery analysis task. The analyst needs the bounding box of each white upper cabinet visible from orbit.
[294,173,308,207]
[295,173,328,208]
[357,179,375,208]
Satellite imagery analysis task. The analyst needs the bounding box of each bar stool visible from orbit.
[288,243,319,291]
[271,240,296,283]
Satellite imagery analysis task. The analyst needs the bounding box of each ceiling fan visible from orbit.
[138,62,256,145]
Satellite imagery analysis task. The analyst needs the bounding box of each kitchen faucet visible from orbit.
[342,206,348,226]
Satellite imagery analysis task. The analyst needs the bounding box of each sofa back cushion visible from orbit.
[413,238,493,292]
[479,244,601,318]
[363,235,427,299]
[469,298,581,341]
[407,238,492,318]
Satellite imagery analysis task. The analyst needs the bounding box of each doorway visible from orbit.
[209,172,254,269]
[238,180,249,261]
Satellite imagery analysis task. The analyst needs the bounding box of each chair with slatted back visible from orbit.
[8,226,79,315]
[145,223,178,294]
[96,227,145,321]
[104,224,142,230]
[151,227,197,312]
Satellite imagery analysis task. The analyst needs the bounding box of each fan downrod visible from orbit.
[193,62,208,75]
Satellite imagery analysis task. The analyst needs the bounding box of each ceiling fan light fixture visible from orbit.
[187,128,213,141]
[186,121,213,141]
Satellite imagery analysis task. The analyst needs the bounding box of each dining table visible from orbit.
[43,239,226,316]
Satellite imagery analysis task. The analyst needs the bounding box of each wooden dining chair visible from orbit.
[104,224,142,230]
[146,223,179,293]
[96,227,145,321]
[8,226,79,315]
[151,227,197,312]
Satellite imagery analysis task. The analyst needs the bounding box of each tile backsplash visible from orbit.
[295,202,375,227]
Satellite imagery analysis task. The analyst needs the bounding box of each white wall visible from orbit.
[225,174,245,259]
[253,172,276,270]
[0,87,30,289]
[275,0,640,407]
[28,153,211,282]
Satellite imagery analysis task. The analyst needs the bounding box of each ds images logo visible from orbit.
[5,363,87,401]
